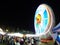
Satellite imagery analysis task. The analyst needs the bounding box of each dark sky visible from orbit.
[0,0,60,32]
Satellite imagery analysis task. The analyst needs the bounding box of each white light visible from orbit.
[13,33,23,37]
[0,32,5,35]
[0,28,3,32]
[59,35,60,38]
[7,33,23,37]
[26,34,40,37]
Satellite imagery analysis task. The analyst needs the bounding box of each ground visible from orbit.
[0,43,6,45]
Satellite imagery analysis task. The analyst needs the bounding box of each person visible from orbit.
[31,38,34,45]
[10,38,15,45]
[33,38,36,45]
[28,38,31,45]
[20,38,24,45]
[54,40,58,45]
[15,40,20,45]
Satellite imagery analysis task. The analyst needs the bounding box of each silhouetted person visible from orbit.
[54,40,58,45]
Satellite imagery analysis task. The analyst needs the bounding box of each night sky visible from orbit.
[0,0,60,32]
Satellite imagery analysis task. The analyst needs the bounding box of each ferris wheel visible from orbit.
[34,4,55,35]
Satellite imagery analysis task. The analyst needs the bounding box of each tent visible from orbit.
[7,33,15,36]
[25,34,40,37]
[52,23,60,32]
[0,28,3,32]
[7,33,23,37]
[0,32,6,35]
[13,33,23,37]
[52,23,60,44]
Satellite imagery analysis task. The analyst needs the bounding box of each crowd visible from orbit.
[0,34,40,45]
[0,33,58,45]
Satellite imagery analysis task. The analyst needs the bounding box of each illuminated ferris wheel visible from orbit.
[34,4,55,35]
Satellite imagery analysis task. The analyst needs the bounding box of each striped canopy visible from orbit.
[52,23,60,32]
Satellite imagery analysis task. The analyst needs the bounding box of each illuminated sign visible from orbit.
[34,4,54,35]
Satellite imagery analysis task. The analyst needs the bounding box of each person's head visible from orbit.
[16,40,19,42]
